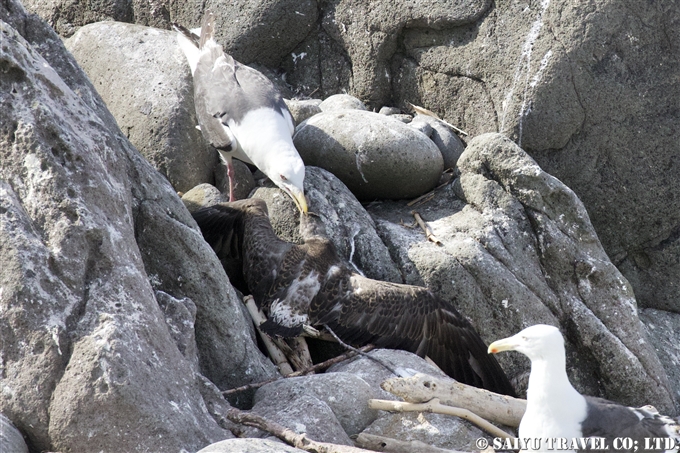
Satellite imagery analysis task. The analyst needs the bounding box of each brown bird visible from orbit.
[193,198,516,396]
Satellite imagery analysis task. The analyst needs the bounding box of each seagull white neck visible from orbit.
[521,350,587,451]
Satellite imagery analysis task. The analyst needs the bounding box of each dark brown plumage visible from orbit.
[193,198,516,396]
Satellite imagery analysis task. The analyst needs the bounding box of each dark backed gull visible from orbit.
[192,198,516,396]
[488,324,680,452]
[175,12,307,212]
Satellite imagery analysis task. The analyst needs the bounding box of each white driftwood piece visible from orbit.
[381,373,526,427]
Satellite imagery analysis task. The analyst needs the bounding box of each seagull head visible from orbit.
[488,324,564,362]
[265,152,308,214]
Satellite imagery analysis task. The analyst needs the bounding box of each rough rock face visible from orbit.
[64,21,216,194]
[294,110,444,200]
[22,0,680,313]
[0,2,276,451]
[169,0,318,68]
[368,133,676,413]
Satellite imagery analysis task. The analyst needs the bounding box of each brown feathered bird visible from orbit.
[193,198,516,396]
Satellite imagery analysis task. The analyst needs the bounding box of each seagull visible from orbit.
[488,324,680,453]
[174,11,307,213]
[192,198,517,396]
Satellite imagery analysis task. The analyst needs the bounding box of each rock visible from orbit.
[368,133,676,413]
[253,373,378,436]
[294,111,444,200]
[640,309,680,404]
[246,394,353,445]
[155,291,199,373]
[284,98,323,126]
[22,0,134,37]
[0,414,28,453]
[170,1,318,67]
[0,5,274,451]
[182,184,228,213]
[328,349,447,401]
[360,411,487,452]
[409,115,465,170]
[318,93,367,112]
[197,438,305,453]
[251,167,402,283]
[379,106,402,116]
[65,21,215,194]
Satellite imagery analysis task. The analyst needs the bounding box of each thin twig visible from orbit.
[221,345,376,396]
[411,211,442,245]
[225,407,375,453]
[323,325,407,377]
[408,102,468,136]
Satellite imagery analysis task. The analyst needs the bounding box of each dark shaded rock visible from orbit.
[294,111,444,200]
[640,309,680,404]
[0,414,28,453]
[65,21,215,193]
[368,133,676,413]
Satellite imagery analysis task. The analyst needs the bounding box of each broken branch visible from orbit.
[381,373,526,427]
[411,211,442,245]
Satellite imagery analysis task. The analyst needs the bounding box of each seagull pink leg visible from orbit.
[226,158,236,202]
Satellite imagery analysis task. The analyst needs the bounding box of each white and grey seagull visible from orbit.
[174,11,307,212]
[489,324,680,453]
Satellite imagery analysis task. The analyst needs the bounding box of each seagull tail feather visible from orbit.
[199,10,216,49]
[172,22,199,48]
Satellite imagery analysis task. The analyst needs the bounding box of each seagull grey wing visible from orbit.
[233,62,291,121]
[311,275,516,396]
[191,203,247,293]
[581,398,680,451]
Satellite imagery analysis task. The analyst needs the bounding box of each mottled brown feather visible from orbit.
[192,199,516,396]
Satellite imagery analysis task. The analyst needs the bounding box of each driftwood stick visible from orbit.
[225,408,376,453]
[244,296,294,375]
[369,398,512,439]
[222,345,376,396]
[381,373,526,427]
[408,102,468,136]
[355,432,463,453]
[411,211,442,245]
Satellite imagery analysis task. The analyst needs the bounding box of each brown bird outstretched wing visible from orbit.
[312,274,517,397]
[192,203,248,293]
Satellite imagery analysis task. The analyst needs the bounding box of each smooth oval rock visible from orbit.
[319,93,367,112]
[197,438,305,452]
[294,110,444,200]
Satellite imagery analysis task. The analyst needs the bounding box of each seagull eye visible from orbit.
[280,174,288,181]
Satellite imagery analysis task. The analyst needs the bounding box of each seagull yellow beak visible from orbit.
[287,186,308,214]
[488,336,519,354]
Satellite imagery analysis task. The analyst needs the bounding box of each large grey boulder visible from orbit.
[65,21,215,194]
[640,309,680,404]
[169,0,318,67]
[253,373,377,436]
[0,3,275,451]
[294,111,444,200]
[368,133,676,413]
